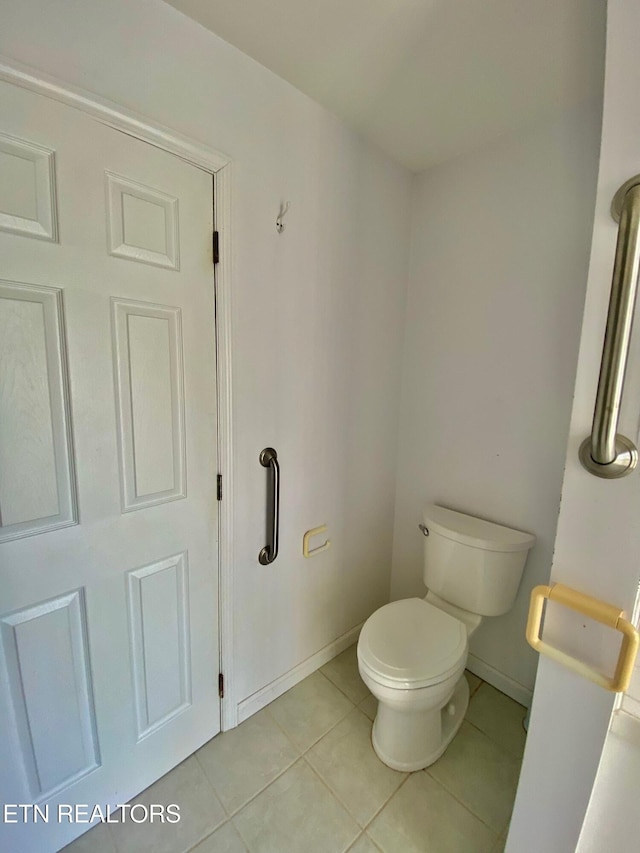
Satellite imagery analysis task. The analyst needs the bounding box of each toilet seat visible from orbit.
[358,598,467,690]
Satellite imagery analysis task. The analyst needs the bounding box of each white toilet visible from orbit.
[357,504,535,771]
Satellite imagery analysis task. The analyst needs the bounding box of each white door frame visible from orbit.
[0,55,239,732]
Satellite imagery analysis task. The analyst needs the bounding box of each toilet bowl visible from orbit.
[358,597,468,770]
[358,505,535,771]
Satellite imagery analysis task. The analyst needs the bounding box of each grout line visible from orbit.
[472,680,527,711]
[192,710,301,821]
[346,830,383,852]
[291,698,409,834]
[300,754,361,849]
[261,704,305,755]
[351,703,375,724]
[422,765,505,838]
[262,697,354,758]
[301,744,405,833]
[363,833,384,853]
[183,808,228,853]
[317,654,371,706]
[316,665,367,706]
[221,755,299,820]
[229,816,252,853]
[346,832,366,852]
[260,672,399,834]
[250,652,367,757]
[300,709,355,754]
[422,727,518,841]
[362,772,413,833]
[262,669,358,752]
[462,717,526,761]
[196,757,311,837]
[183,819,232,853]
[192,752,233,817]
[105,773,227,853]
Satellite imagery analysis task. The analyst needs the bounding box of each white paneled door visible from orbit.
[0,81,220,852]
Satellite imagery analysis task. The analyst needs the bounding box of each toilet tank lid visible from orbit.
[423,505,536,553]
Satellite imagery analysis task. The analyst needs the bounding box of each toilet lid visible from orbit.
[358,598,467,689]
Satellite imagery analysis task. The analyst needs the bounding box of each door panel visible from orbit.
[0,80,219,852]
[0,132,57,242]
[105,172,180,270]
[112,298,186,510]
[0,589,99,801]
[0,282,76,541]
[507,1,640,850]
[127,552,192,739]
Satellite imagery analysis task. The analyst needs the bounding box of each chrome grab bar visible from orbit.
[258,447,280,564]
[579,176,640,478]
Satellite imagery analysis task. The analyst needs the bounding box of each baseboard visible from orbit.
[466,653,533,708]
[611,708,640,745]
[237,622,364,723]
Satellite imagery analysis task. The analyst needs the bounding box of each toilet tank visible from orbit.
[422,505,535,617]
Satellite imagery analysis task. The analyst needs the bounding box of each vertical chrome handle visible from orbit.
[579,176,640,478]
[258,447,280,565]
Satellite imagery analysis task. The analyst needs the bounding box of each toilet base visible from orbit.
[371,676,469,771]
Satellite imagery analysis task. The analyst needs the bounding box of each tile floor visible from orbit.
[63,646,526,853]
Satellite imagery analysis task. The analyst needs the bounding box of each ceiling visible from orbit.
[163,0,604,173]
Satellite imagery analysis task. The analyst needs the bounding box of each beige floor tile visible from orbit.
[427,721,521,832]
[465,670,482,696]
[61,822,116,852]
[233,759,359,853]
[307,708,406,827]
[466,685,527,758]
[108,756,225,853]
[196,707,298,814]
[321,644,369,703]
[358,694,378,721]
[348,833,382,852]
[368,773,496,853]
[268,671,354,752]
[191,821,248,852]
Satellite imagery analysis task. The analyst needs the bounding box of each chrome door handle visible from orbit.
[579,175,640,478]
[258,447,280,565]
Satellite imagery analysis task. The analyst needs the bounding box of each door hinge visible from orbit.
[216,474,222,501]
[213,230,220,265]
[218,673,224,698]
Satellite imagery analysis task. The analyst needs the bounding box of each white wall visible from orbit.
[391,102,603,700]
[0,0,412,710]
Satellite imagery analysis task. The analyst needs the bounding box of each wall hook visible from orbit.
[276,201,290,233]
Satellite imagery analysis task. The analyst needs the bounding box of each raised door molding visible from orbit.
[0,132,58,242]
[126,553,192,740]
[111,297,186,512]
[105,172,179,270]
[0,280,77,542]
[0,590,100,801]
